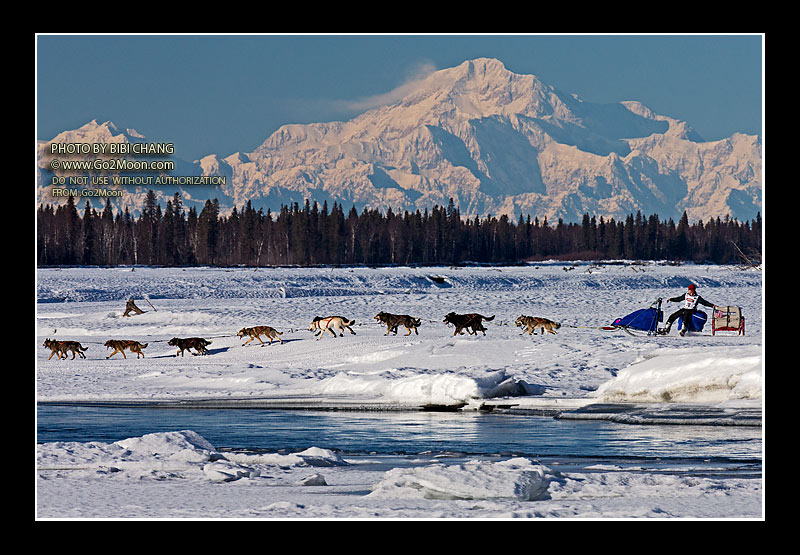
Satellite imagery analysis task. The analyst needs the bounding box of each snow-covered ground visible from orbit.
[35,262,764,519]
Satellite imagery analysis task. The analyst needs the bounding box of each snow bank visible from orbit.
[592,346,762,403]
[37,431,347,483]
[317,369,531,405]
[368,457,553,501]
[37,430,552,503]
[224,447,349,468]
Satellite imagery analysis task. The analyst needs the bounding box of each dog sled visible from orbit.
[607,298,665,336]
[606,297,727,337]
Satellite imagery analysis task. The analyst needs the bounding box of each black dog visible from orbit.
[167,337,212,356]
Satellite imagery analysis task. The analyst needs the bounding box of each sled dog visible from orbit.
[443,312,495,336]
[308,316,356,340]
[374,312,421,336]
[104,339,148,359]
[43,338,88,360]
[515,315,561,336]
[168,337,212,356]
[237,326,284,346]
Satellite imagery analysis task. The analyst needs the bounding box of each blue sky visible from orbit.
[36,34,763,163]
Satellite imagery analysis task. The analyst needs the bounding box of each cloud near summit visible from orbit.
[329,60,438,113]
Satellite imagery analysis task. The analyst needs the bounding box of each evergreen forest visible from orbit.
[36,191,762,267]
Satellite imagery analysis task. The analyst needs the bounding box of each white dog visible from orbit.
[308,316,356,340]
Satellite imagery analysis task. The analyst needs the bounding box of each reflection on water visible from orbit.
[37,405,762,469]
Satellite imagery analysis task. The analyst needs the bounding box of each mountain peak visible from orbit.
[372,57,559,124]
[80,119,121,134]
[37,58,762,224]
[42,119,146,147]
[454,57,509,76]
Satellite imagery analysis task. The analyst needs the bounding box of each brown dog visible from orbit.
[443,312,495,336]
[43,338,88,360]
[168,337,212,356]
[374,312,421,336]
[237,326,284,346]
[104,339,148,359]
[515,315,561,336]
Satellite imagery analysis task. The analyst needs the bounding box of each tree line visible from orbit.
[36,191,762,267]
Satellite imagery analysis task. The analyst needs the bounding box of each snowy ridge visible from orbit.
[36,263,760,303]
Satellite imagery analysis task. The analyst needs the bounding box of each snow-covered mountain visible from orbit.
[37,58,762,223]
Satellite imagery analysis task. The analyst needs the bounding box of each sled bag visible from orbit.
[678,310,707,332]
[712,306,744,335]
[612,307,663,331]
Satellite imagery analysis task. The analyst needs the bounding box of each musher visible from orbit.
[662,284,715,336]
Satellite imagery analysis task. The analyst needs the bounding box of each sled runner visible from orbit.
[711,305,745,335]
[609,298,664,336]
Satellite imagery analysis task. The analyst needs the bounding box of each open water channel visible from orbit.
[37,404,762,478]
